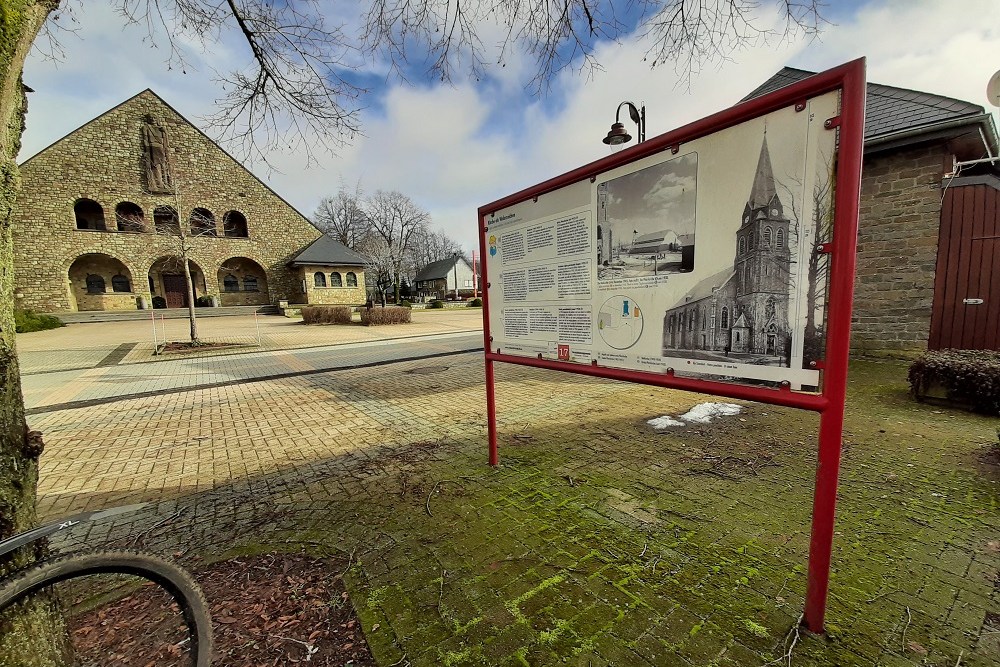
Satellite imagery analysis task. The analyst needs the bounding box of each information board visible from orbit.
[483,92,838,390]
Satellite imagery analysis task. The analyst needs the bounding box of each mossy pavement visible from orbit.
[31,354,1000,666]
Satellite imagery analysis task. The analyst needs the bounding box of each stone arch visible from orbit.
[148,256,206,308]
[218,257,269,306]
[74,198,106,231]
[153,205,180,235]
[115,202,145,232]
[222,210,249,238]
[67,253,135,311]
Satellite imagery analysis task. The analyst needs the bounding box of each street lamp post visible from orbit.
[602,101,646,146]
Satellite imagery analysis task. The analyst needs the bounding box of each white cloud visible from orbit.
[18,0,1000,256]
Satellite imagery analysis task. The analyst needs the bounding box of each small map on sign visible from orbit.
[598,295,643,350]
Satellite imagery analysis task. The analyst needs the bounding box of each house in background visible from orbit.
[11,90,365,313]
[414,256,476,301]
[744,68,999,356]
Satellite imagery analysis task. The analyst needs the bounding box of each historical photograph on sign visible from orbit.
[660,134,801,369]
[596,153,697,284]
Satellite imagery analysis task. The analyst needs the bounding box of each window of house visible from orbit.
[330,272,343,287]
[85,274,106,293]
[243,276,258,292]
[111,274,131,292]
[153,206,180,235]
[346,272,358,287]
[223,274,239,292]
[115,202,144,232]
[776,228,785,249]
[222,211,249,238]
[721,307,729,329]
[190,208,216,236]
[74,199,106,231]
[314,272,327,287]
[763,226,772,246]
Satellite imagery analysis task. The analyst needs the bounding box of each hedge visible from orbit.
[14,310,64,333]
[908,349,1000,415]
[360,306,412,326]
[467,298,483,307]
[302,305,353,324]
[428,300,444,309]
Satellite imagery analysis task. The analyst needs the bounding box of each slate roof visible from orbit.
[415,257,463,282]
[668,266,735,310]
[288,234,367,267]
[742,67,991,143]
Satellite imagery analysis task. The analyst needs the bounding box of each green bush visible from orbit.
[152,296,167,309]
[195,295,213,307]
[14,310,64,333]
[467,298,483,307]
[909,349,1000,415]
[301,305,353,324]
[399,300,412,309]
[360,306,412,326]
[429,300,444,309]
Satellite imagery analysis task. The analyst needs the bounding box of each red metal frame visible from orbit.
[478,58,866,633]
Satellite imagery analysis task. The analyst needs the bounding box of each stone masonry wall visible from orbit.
[853,144,948,356]
[12,90,323,312]
[300,265,366,305]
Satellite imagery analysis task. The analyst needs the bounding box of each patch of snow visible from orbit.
[647,402,743,429]
[647,415,686,429]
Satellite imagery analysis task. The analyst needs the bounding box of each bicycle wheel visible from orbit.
[0,550,212,666]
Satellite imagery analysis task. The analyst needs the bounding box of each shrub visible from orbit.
[429,300,444,309]
[360,306,412,326]
[152,296,167,309]
[301,305,353,325]
[467,298,483,307]
[399,300,412,308]
[195,295,213,307]
[909,349,1000,415]
[14,310,64,333]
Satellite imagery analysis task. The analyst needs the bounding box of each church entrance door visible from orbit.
[766,334,776,356]
[163,274,187,308]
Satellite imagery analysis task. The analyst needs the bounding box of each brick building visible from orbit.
[13,89,365,313]
[745,69,999,356]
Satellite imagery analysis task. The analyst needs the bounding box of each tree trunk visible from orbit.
[182,255,199,343]
[0,1,74,664]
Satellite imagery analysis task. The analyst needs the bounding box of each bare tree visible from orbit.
[357,234,398,306]
[406,224,464,278]
[313,179,367,247]
[362,190,430,303]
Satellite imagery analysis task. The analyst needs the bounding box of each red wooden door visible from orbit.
[162,274,187,309]
[929,181,1000,350]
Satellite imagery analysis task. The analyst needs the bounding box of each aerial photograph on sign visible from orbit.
[596,153,697,285]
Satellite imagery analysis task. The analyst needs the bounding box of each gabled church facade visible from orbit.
[12,89,365,313]
[662,134,793,361]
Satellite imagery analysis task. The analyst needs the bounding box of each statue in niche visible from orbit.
[142,115,174,193]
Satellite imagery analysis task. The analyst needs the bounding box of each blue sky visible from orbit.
[19,0,1000,253]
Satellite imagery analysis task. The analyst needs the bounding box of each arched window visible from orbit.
[222,274,239,292]
[115,202,144,232]
[776,228,785,249]
[721,306,729,329]
[330,272,343,287]
[243,276,259,292]
[153,206,180,234]
[111,274,131,292]
[85,274,106,293]
[688,310,695,331]
[313,272,327,287]
[739,237,746,255]
[763,226,773,246]
[190,208,216,236]
[74,199,106,231]
[223,211,249,238]
[701,314,706,331]
[346,272,358,287]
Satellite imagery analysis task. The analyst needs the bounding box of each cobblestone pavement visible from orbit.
[16,309,483,374]
[31,357,1000,666]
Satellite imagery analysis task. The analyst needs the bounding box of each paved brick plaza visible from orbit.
[22,321,1000,665]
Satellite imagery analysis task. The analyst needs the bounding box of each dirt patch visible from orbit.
[157,342,249,355]
[68,552,375,666]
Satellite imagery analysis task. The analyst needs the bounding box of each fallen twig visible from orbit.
[901,606,912,652]
[130,507,187,547]
[425,479,459,517]
[765,613,803,667]
[271,635,319,661]
[437,569,447,620]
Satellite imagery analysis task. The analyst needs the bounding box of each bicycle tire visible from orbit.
[0,550,212,666]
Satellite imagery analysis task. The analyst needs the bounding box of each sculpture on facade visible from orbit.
[142,115,174,193]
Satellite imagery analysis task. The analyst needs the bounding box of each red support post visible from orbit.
[803,58,866,634]
[479,213,499,466]
[486,358,498,466]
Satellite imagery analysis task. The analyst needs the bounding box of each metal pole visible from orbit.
[160,313,166,344]
[151,307,157,349]
[486,358,498,466]
[255,310,261,347]
[803,58,866,634]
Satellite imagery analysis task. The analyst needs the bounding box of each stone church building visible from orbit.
[662,134,792,360]
[12,89,366,313]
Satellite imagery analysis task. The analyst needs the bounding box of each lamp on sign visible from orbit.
[603,101,646,145]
